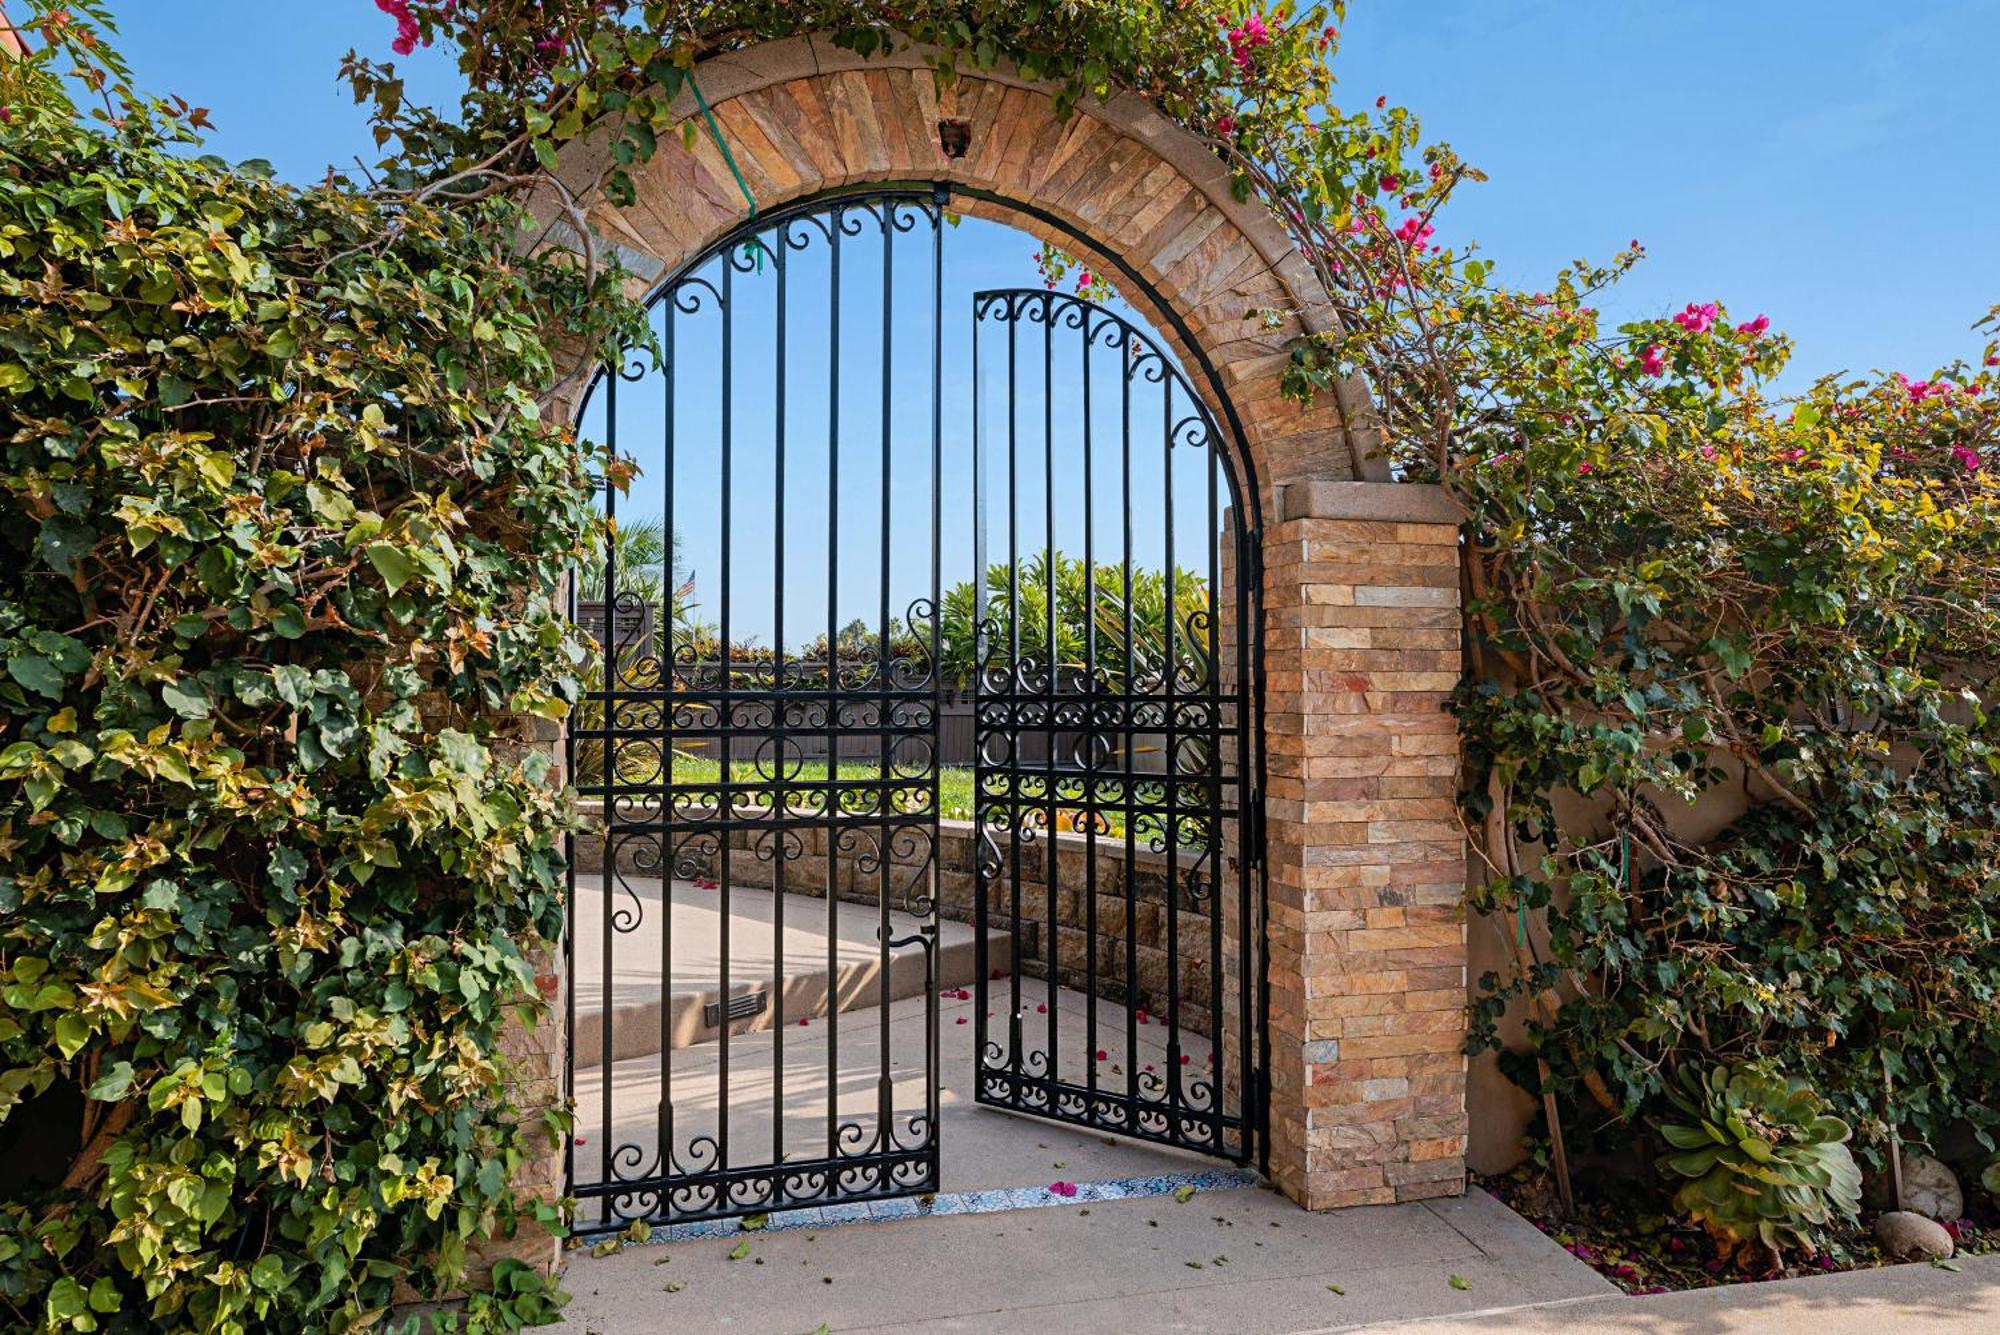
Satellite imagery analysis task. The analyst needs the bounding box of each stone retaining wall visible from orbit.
[576,814,1231,1037]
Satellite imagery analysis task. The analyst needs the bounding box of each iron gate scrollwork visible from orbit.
[969,288,1261,1163]
[567,188,948,1233]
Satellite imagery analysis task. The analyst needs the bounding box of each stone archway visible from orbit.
[543,33,1469,1219]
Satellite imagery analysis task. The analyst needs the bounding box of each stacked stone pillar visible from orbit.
[1259,481,1468,1208]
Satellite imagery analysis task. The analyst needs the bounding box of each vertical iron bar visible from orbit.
[927,188,947,1171]
[598,372,619,1219]
[1120,331,1138,1115]
[771,224,788,1169]
[972,294,990,1108]
[825,208,843,1164]
[1206,411,1226,1147]
[1006,294,1023,1093]
[875,203,895,1146]
[659,292,678,1179]
[1081,307,1098,1115]
[1041,293,1059,1080]
[717,253,733,1175]
[1162,360,1183,1112]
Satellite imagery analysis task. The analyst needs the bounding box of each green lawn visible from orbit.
[666,754,978,820]
[661,753,1197,844]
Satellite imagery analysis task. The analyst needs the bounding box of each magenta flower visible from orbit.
[1049,1181,1079,1198]
[1639,344,1668,377]
[1394,216,1436,253]
[1214,114,1235,136]
[1226,14,1272,71]
[1736,314,1770,338]
[1672,302,1719,334]
[1952,444,1982,472]
[376,0,423,56]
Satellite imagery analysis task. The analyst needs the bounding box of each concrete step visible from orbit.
[571,876,1008,1067]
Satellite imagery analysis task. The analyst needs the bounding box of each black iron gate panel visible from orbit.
[969,289,1262,1163]
[567,189,947,1232]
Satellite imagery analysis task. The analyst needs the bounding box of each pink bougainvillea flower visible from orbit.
[1375,94,1388,108]
[1214,113,1235,136]
[955,1016,968,1025]
[1672,302,1719,334]
[1035,1002,1048,1014]
[1226,14,1271,71]
[798,1016,810,1026]
[376,0,424,56]
[1393,216,1435,253]
[1735,313,1770,337]
[1639,344,1668,377]
[1049,1181,1079,1197]
[1378,174,1400,193]
[1095,1049,1108,1061]
[1952,444,1983,472]
[1577,462,1594,475]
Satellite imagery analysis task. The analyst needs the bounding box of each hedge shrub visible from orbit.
[0,32,636,1331]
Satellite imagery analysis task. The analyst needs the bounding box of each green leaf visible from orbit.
[7,653,65,699]
[161,677,212,719]
[1447,1274,1471,1291]
[48,1277,88,1319]
[367,542,420,594]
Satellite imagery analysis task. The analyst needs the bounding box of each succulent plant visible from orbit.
[1657,1063,1863,1267]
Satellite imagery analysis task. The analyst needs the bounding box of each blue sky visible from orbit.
[102,2,1998,642]
[109,1,1998,385]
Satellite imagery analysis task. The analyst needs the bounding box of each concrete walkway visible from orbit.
[559,1184,1617,1333]
[1378,1252,2000,1334]
[558,1190,1999,1333]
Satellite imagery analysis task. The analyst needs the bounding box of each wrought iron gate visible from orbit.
[566,186,1263,1236]
[568,189,948,1232]
[969,289,1261,1162]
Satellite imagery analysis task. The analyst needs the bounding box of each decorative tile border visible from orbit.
[639,1168,1260,1245]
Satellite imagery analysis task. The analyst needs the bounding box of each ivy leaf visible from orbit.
[37,518,96,576]
[87,1060,135,1101]
[161,677,212,719]
[367,542,420,594]
[6,653,65,699]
